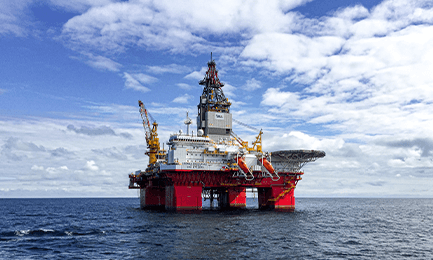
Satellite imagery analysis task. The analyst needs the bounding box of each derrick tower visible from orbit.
[197,54,232,141]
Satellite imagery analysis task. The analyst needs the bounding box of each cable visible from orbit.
[232,118,259,132]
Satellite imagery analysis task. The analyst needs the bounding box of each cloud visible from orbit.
[46,165,68,174]
[123,73,149,92]
[172,94,193,104]
[60,0,310,53]
[3,0,433,198]
[366,181,386,187]
[240,33,345,78]
[66,124,132,139]
[0,118,145,197]
[221,83,236,98]
[124,145,147,160]
[45,166,69,179]
[261,88,300,108]
[49,0,117,13]
[254,11,433,136]
[176,83,194,90]
[50,147,76,158]
[1,137,45,161]
[61,1,201,53]
[67,124,115,136]
[56,0,433,143]
[238,0,433,140]
[184,67,207,80]
[119,132,133,139]
[92,147,128,160]
[132,73,158,84]
[123,72,155,93]
[146,64,191,74]
[242,78,262,91]
[84,54,122,71]
[31,165,44,171]
[0,0,32,37]
[81,103,137,121]
[381,138,433,157]
[2,137,46,152]
[85,160,99,171]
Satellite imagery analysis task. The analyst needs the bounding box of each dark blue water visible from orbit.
[1,198,432,259]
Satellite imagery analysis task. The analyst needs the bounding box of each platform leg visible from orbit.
[220,187,246,209]
[258,186,295,211]
[210,189,214,209]
[140,187,166,210]
[165,185,202,211]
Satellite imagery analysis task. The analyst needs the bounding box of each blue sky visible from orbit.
[1,0,433,198]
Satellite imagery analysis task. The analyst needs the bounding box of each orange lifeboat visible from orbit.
[259,158,275,174]
[237,156,250,173]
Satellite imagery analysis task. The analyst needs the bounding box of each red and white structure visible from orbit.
[129,56,325,211]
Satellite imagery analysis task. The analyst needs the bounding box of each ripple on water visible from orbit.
[0,198,432,259]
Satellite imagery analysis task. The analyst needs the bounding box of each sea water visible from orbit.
[1,198,432,259]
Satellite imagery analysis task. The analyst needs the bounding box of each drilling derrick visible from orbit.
[197,54,232,141]
[129,55,325,211]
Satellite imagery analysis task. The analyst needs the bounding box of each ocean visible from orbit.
[0,198,432,259]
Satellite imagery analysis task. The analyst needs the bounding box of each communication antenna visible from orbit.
[184,111,192,135]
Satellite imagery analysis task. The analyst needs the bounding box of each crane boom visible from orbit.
[231,130,263,153]
[230,131,248,149]
[138,100,161,165]
[232,118,263,153]
[139,100,151,140]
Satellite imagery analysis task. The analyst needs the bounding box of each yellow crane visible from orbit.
[231,118,263,153]
[230,129,263,153]
[251,129,263,153]
[138,100,163,165]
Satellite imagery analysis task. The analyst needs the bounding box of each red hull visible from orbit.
[131,170,302,211]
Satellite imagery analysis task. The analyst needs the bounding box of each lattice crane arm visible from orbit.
[251,129,263,153]
[138,100,151,140]
[138,100,161,165]
[230,131,246,147]
[230,131,252,152]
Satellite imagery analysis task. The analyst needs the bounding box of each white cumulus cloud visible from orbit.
[172,94,192,104]
[123,72,153,93]
[85,160,99,171]
[31,165,44,171]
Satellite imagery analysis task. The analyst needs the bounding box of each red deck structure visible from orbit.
[129,171,303,211]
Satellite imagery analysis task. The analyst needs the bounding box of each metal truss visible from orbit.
[271,150,326,173]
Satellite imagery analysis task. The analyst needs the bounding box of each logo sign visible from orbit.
[215,113,224,120]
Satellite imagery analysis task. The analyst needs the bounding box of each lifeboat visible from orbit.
[237,156,250,173]
[259,158,275,174]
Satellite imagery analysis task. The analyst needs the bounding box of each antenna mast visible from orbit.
[184,111,192,135]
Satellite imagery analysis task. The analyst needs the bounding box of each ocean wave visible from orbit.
[8,228,106,238]
[1,198,432,259]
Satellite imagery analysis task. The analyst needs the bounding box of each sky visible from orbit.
[1,0,433,198]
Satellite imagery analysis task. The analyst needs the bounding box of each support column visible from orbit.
[165,185,202,211]
[210,189,214,209]
[258,186,295,211]
[140,187,166,210]
[220,187,246,209]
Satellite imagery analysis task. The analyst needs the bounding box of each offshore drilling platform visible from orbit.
[129,56,325,211]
